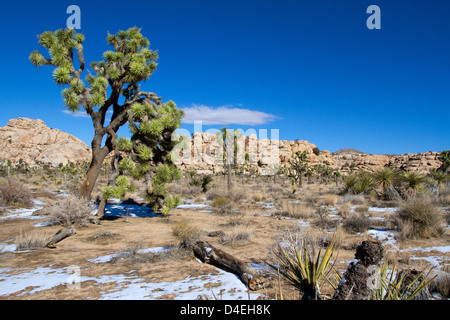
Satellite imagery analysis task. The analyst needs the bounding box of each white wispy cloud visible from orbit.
[62,110,90,118]
[180,105,278,126]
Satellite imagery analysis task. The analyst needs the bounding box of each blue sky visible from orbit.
[0,0,449,155]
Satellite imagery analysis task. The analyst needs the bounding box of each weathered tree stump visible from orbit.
[45,227,76,248]
[193,240,265,291]
[333,240,384,300]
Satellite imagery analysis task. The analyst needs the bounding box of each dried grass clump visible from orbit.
[219,226,253,246]
[46,194,95,227]
[342,214,372,234]
[0,179,33,208]
[280,202,313,219]
[15,231,50,250]
[211,197,233,214]
[171,219,201,249]
[322,194,339,206]
[390,197,445,239]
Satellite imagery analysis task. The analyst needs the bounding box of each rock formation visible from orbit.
[0,117,443,174]
[0,118,91,167]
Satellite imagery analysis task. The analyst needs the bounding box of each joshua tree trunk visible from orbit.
[79,144,110,199]
[227,163,232,192]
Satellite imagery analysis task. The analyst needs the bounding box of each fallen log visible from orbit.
[193,240,265,291]
[45,227,76,248]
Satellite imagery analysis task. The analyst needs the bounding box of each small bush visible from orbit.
[46,194,94,227]
[429,272,450,299]
[219,227,252,246]
[172,219,201,249]
[322,194,339,206]
[211,197,233,214]
[15,231,49,250]
[280,202,313,219]
[391,197,445,239]
[342,214,372,233]
[337,202,352,218]
[0,179,33,207]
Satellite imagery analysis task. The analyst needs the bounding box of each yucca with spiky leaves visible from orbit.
[401,171,426,192]
[375,168,400,200]
[428,168,448,192]
[372,258,435,300]
[269,240,337,300]
[30,27,172,200]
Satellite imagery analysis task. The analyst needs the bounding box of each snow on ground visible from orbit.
[0,199,45,221]
[176,199,210,209]
[0,247,263,300]
[368,207,400,213]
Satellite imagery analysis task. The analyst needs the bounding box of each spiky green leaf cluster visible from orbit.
[102,175,136,200]
[116,137,133,152]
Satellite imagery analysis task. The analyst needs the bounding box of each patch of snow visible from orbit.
[0,206,44,221]
[88,246,171,264]
[0,244,17,253]
[366,228,398,249]
[176,203,210,209]
[368,207,399,213]
[33,221,58,228]
[0,263,262,300]
[402,246,450,254]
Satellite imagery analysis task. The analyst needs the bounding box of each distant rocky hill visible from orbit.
[332,148,367,155]
[0,117,443,174]
[0,118,91,166]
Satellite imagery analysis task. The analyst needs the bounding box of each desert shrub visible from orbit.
[429,272,450,299]
[337,202,352,218]
[171,219,201,249]
[47,194,95,227]
[342,214,372,233]
[252,192,265,202]
[168,180,202,198]
[218,227,252,246]
[15,231,49,250]
[0,179,33,207]
[391,197,445,239]
[322,194,339,206]
[211,197,233,214]
[280,202,313,219]
[339,194,366,205]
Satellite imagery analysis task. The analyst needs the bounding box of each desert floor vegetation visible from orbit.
[0,167,449,300]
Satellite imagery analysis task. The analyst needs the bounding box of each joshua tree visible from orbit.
[286,150,309,187]
[99,100,183,216]
[215,127,242,192]
[30,27,176,199]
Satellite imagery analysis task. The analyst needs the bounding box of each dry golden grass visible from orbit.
[280,201,314,219]
[323,194,339,206]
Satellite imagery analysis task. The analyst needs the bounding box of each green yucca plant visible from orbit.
[354,172,376,194]
[372,258,435,300]
[270,240,337,300]
[375,168,399,197]
[402,171,426,192]
[342,174,358,194]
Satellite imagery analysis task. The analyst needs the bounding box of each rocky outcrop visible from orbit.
[172,132,442,175]
[331,150,442,174]
[0,118,443,174]
[0,118,91,166]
